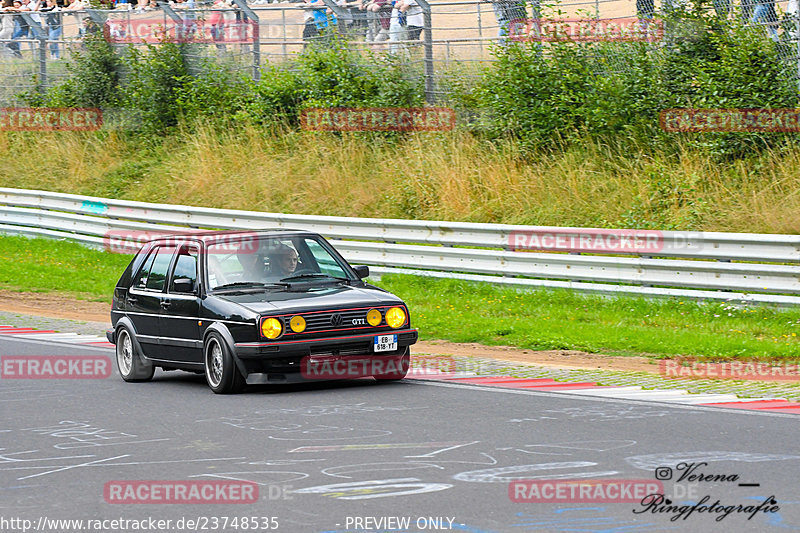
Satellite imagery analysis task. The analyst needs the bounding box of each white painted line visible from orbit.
[657,394,741,404]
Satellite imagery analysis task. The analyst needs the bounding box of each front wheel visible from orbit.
[116,327,154,382]
[204,332,246,394]
[373,348,410,381]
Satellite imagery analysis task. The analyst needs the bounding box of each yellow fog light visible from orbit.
[290,315,306,333]
[367,309,382,327]
[261,318,283,339]
[385,307,406,329]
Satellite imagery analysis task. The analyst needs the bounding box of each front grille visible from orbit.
[303,309,370,332]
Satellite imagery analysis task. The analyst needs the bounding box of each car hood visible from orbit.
[215,284,403,315]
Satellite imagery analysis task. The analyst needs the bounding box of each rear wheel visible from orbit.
[116,327,154,382]
[204,332,246,394]
[373,348,410,381]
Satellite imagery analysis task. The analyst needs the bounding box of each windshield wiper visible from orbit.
[279,273,348,283]
[212,281,288,291]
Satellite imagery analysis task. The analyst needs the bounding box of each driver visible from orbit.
[269,244,299,277]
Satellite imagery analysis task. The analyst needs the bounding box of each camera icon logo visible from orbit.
[655,466,673,480]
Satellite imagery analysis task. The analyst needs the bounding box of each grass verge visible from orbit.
[1,235,799,361]
[2,127,800,233]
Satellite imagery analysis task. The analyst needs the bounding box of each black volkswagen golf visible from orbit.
[107,230,418,393]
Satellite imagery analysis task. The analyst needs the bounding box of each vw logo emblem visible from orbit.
[330,313,343,327]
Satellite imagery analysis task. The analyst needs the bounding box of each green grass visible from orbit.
[0,235,133,302]
[1,235,799,361]
[376,274,800,362]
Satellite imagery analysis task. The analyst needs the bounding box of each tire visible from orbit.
[204,332,246,394]
[373,348,410,381]
[116,327,154,382]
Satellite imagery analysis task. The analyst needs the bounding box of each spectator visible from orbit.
[40,0,61,58]
[486,0,527,41]
[338,0,364,36]
[752,0,779,41]
[301,0,319,43]
[398,0,422,41]
[207,0,229,51]
[364,0,390,42]
[302,0,336,46]
[387,0,406,53]
[0,0,21,58]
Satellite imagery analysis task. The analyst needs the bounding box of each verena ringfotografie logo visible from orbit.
[509,229,665,254]
[660,109,800,132]
[0,108,102,131]
[509,479,664,503]
[104,480,258,504]
[660,361,800,381]
[103,230,259,254]
[512,17,663,42]
[300,107,456,132]
[1,356,111,379]
[104,18,257,44]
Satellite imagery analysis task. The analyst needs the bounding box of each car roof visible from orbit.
[144,229,320,246]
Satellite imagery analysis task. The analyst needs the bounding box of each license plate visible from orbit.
[374,334,398,352]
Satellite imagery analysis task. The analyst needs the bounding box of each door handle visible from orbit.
[126,296,138,304]
[160,300,172,309]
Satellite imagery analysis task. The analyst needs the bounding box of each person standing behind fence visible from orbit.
[40,0,60,58]
[364,0,390,42]
[398,0,422,42]
[752,0,779,41]
[0,0,21,58]
[485,0,527,42]
[388,0,406,53]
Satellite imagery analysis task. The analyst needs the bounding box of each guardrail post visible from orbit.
[416,0,435,104]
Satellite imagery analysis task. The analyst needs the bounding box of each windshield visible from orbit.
[205,235,353,291]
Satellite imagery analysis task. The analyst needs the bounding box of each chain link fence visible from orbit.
[0,0,797,104]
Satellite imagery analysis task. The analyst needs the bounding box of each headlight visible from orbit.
[261,317,283,339]
[367,308,382,326]
[289,315,306,333]
[385,307,406,329]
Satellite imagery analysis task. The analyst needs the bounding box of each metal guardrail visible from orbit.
[1,187,800,306]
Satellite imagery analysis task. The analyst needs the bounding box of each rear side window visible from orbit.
[133,249,157,289]
[170,246,198,292]
[145,247,175,291]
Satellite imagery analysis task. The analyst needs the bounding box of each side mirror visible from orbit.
[352,265,369,279]
[172,278,196,294]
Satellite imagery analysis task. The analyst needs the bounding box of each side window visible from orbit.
[305,239,348,278]
[133,249,157,289]
[170,246,198,293]
[145,246,175,292]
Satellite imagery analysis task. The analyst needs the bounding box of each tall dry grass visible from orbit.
[1,125,800,233]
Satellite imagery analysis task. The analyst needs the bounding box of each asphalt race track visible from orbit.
[1,336,799,533]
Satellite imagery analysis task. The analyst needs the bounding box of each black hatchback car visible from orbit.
[107,230,418,393]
